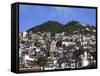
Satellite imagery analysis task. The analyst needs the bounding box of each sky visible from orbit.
[19,4,96,32]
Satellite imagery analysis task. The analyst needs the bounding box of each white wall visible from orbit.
[0,0,99,76]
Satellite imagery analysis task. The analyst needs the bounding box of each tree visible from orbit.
[77,47,90,56]
[73,50,80,58]
[56,40,62,47]
[36,56,48,70]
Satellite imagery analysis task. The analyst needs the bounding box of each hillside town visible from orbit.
[19,27,96,71]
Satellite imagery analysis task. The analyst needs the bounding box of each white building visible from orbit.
[81,51,89,67]
[81,41,88,46]
[62,41,75,46]
[50,40,57,52]
[24,55,34,61]
[22,32,27,37]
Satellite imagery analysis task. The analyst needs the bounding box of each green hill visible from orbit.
[27,21,64,36]
[27,20,96,36]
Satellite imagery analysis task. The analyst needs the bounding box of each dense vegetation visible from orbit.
[27,20,96,36]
